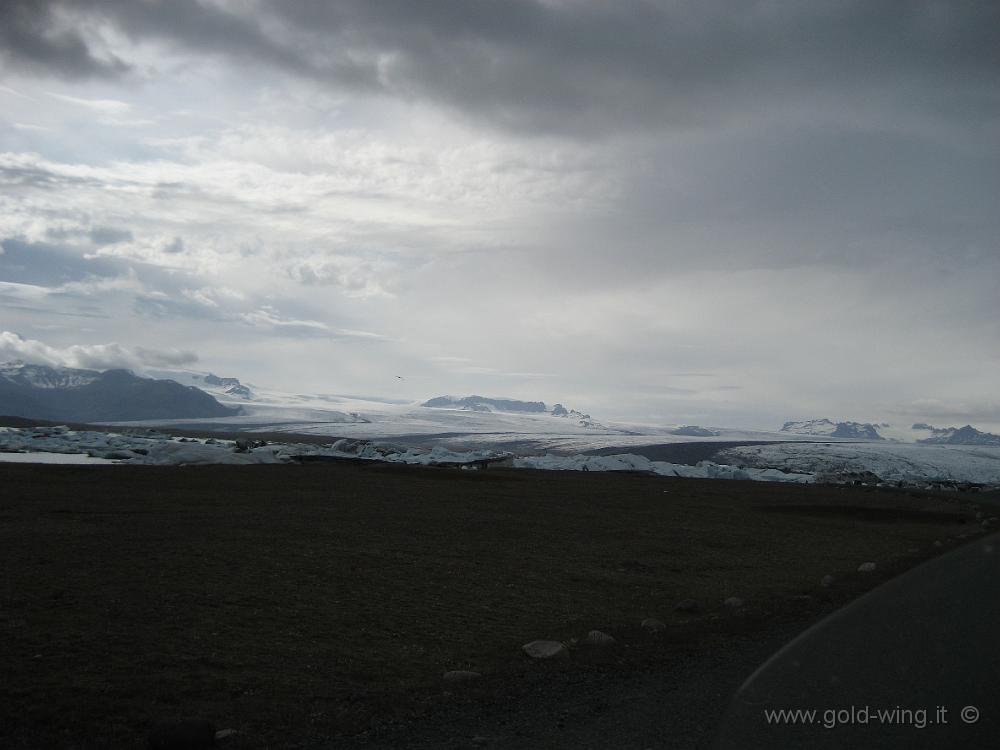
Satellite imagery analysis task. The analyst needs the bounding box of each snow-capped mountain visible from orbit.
[780,419,885,440]
[551,403,591,419]
[422,395,548,413]
[916,424,1000,446]
[141,369,255,401]
[669,426,721,437]
[202,373,254,400]
[0,362,239,422]
[0,360,100,389]
[421,395,610,429]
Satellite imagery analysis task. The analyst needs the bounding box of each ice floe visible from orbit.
[2,425,998,487]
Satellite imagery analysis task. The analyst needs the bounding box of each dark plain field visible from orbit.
[0,461,989,748]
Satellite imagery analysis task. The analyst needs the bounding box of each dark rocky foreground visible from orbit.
[0,460,991,749]
[342,619,811,749]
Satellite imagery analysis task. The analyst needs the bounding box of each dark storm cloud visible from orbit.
[0,0,128,79]
[4,1,999,135]
[278,0,1000,133]
[0,0,370,86]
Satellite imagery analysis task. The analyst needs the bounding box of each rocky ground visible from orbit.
[0,460,991,748]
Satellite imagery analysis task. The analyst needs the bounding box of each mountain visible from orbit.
[138,369,256,401]
[917,425,1000,446]
[0,361,239,422]
[780,419,885,440]
[421,395,548,413]
[203,373,252,398]
[206,375,253,400]
[670,425,721,437]
[551,403,591,419]
[0,361,101,389]
[203,373,242,388]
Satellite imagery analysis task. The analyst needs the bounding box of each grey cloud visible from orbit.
[493,120,1000,291]
[0,0,129,79]
[132,288,387,343]
[135,346,198,367]
[0,296,109,320]
[4,2,998,135]
[163,237,184,255]
[41,225,133,246]
[287,255,406,297]
[133,293,224,322]
[2,1,997,427]
[0,0,357,83]
[0,330,198,370]
[0,236,387,345]
[89,226,133,246]
[0,161,104,190]
[0,239,123,286]
[238,306,386,341]
[265,1,1000,135]
[890,401,1000,425]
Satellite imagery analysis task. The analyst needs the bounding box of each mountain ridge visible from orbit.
[780,418,885,440]
[916,424,1000,446]
[0,362,239,423]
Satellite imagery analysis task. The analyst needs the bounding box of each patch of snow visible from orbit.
[781,419,884,440]
[0,451,119,464]
[512,453,814,483]
[0,360,101,389]
[4,421,997,488]
[717,442,1000,487]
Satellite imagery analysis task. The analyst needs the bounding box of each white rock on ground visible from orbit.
[641,618,666,633]
[522,640,569,660]
[584,630,615,646]
[857,562,877,573]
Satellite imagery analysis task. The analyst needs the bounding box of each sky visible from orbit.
[0,0,998,430]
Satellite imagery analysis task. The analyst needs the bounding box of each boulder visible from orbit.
[522,640,569,660]
[584,630,615,646]
[857,562,877,573]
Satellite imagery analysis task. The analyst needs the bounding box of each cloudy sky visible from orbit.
[1,0,998,429]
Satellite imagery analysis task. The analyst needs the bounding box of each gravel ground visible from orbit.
[340,621,810,750]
